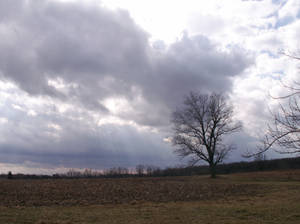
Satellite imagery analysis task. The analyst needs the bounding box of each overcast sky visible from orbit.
[0,0,299,174]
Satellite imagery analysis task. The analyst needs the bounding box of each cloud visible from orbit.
[0,0,253,172]
[0,122,178,169]
[0,0,149,109]
[0,0,250,124]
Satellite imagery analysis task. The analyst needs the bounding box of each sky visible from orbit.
[0,0,300,174]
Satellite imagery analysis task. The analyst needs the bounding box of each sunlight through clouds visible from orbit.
[0,0,299,173]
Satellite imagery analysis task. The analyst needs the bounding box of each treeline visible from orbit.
[2,156,300,179]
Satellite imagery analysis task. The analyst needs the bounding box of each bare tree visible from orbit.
[258,82,300,155]
[171,92,241,178]
[136,164,145,176]
[253,54,300,156]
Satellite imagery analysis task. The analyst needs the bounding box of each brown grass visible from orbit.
[0,170,300,224]
[231,169,300,182]
[0,176,264,206]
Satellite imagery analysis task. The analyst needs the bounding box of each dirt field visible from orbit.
[0,170,300,224]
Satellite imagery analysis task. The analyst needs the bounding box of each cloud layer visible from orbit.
[1,0,297,173]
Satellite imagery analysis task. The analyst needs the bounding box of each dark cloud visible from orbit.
[0,0,150,110]
[146,34,250,107]
[0,0,251,121]
[0,0,252,171]
[0,108,178,169]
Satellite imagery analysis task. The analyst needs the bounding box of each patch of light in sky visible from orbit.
[54,0,283,48]
[55,0,208,43]
[102,97,129,114]
[100,0,193,43]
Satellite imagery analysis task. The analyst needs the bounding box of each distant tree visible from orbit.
[117,167,129,175]
[254,152,267,162]
[66,168,81,178]
[83,168,93,177]
[136,164,145,176]
[145,165,160,176]
[171,92,242,178]
[254,152,267,171]
[146,165,153,176]
[7,171,13,179]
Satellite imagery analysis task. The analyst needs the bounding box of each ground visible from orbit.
[0,170,300,224]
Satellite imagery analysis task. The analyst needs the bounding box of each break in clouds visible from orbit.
[0,0,251,172]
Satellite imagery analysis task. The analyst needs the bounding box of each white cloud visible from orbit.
[0,117,8,124]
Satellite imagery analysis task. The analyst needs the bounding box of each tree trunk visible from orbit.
[209,164,216,178]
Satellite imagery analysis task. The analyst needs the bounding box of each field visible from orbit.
[0,170,300,224]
